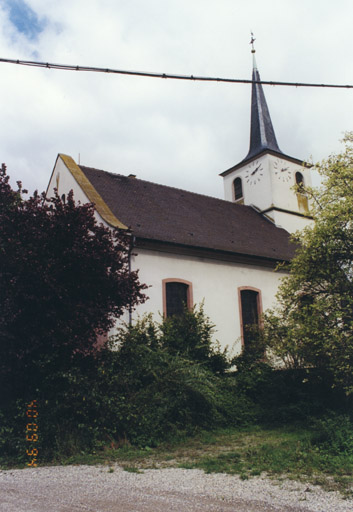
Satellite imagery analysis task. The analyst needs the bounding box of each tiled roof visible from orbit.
[79,165,296,262]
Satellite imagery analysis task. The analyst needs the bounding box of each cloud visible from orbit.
[0,0,352,198]
[3,0,46,40]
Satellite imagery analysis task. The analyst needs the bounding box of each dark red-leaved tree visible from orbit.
[0,163,147,399]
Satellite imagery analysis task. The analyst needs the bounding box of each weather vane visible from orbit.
[250,32,256,53]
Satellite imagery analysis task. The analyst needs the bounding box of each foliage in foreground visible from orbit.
[0,306,244,463]
[1,305,351,467]
[263,133,353,394]
[2,156,353,473]
[0,163,147,403]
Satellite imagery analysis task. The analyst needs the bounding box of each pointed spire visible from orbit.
[244,35,283,161]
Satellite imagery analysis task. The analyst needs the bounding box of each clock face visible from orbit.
[245,160,264,186]
[273,158,291,182]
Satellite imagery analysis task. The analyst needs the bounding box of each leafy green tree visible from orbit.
[264,133,353,394]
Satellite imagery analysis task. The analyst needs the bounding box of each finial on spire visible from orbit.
[250,32,257,70]
[250,32,256,53]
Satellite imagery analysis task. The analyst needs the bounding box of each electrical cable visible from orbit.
[0,57,352,89]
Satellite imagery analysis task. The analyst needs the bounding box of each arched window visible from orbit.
[162,279,193,317]
[238,287,263,348]
[295,172,304,188]
[295,171,309,212]
[233,177,243,201]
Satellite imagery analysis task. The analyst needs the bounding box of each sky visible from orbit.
[0,0,352,198]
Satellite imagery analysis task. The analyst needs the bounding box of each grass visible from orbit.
[68,425,353,495]
[2,425,353,496]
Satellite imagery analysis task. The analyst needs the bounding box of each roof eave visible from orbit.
[134,236,294,267]
[220,149,311,177]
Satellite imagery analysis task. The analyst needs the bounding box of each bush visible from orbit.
[0,306,239,462]
[230,326,348,425]
[159,305,230,374]
[2,302,350,466]
[107,308,234,445]
[311,414,353,455]
[0,400,28,465]
[0,163,147,404]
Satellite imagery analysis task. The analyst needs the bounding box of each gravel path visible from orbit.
[1,464,352,512]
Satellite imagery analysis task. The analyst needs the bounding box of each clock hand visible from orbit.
[281,167,289,172]
[251,166,260,176]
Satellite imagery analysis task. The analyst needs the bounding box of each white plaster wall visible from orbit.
[273,210,314,234]
[223,154,273,211]
[270,158,312,214]
[223,154,313,233]
[130,248,285,354]
[47,157,89,204]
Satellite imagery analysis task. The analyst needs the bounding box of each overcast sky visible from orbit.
[1,0,352,198]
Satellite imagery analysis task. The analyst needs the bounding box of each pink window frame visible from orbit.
[237,286,263,347]
[162,278,193,317]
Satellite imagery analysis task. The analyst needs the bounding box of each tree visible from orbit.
[0,164,147,400]
[264,133,353,394]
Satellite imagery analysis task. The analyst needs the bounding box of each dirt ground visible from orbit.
[1,464,352,512]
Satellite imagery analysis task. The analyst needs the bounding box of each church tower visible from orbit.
[220,39,313,233]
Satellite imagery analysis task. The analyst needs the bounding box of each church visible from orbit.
[46,47,313,354]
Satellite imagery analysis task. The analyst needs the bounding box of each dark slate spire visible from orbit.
[244,38,283,161]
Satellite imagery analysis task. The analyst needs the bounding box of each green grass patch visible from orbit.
[65,425,353,493]
[176,426,353,494]
[2,424,353,495]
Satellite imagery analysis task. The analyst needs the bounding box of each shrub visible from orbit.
[0,163,147,405]
[159,304,231,374]
[107,308,233,445]
[311,414,353,455]
[0,306,237,462]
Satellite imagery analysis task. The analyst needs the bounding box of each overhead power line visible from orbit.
[0,57,352,89]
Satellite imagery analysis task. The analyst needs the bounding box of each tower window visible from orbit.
[163,279,193,317]
[295,172,309,212]
[295,172,304,188]
[233,177,243,201]
[238,287,262,348]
